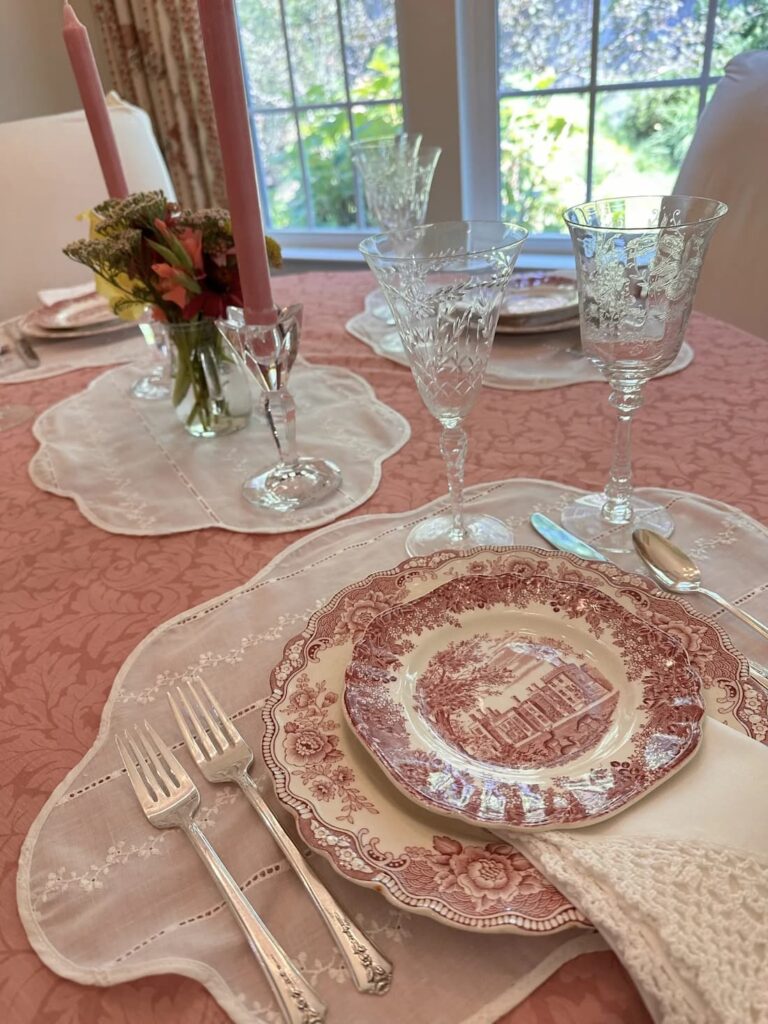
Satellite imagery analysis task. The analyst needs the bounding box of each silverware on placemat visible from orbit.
[530,513,768,678]
[633,529,768,643]
[6,320,40,367]
[116,723,327,1024]
[168,679,393,995]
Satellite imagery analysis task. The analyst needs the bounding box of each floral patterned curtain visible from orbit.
[93,0,226,209]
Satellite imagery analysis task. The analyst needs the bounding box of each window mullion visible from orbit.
[585,0,602,200]
[334,0,367,229]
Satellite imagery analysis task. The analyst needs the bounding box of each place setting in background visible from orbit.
[0,283,148,390]
[347,267,694,391]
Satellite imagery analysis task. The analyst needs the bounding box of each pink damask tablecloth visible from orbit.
[3,270,767,1024]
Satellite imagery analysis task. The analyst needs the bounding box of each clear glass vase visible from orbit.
[563,194,727,552]
[152,319,252,438]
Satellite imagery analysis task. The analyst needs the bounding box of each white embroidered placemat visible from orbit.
[28,361,411,535]
[0,317,147,383]
[17,479,768,1024]
[347,291,694,391]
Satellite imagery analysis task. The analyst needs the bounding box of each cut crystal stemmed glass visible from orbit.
[352,136,441,325]
[217,304,341,512]
[562,194,727,553]
[351,139,441,233]
[361,220,528,556]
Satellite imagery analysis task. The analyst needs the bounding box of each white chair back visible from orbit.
[674,50,768,340]
[0,94,175,321]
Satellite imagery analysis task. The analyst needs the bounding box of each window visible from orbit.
[497,0,768,234]
[236,0,403,249]
[237,0,768,260]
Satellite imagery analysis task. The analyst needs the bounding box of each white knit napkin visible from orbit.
[506,719,768,1024]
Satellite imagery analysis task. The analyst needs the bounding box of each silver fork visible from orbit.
[116,722,326,1024]
[168,680,393,995]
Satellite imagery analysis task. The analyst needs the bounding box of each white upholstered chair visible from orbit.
[674,50,768,340]
[0,94,175,321]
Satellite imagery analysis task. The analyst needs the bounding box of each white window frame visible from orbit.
[244,0,726,268]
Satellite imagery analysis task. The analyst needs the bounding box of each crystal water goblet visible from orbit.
[361,220,528,556]
[217,305,342,511]
[563,194,727,553]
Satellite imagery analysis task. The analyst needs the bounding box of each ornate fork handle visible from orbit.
[184,822,326,1024]
[238,772,393,994]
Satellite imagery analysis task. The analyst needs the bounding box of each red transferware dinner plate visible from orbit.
[344,550,708,831]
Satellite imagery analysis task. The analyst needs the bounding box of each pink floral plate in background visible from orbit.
[495,272,579,334]
[344,564,708,831]
[263,547,754,932]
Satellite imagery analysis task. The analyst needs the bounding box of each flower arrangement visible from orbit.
[64,191,281,437]
[64,189,281,322]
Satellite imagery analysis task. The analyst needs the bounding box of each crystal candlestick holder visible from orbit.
[218,305,342,511]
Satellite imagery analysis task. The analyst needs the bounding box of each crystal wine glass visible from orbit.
[361,220,528,556]
[563,195,727,553]
[131,312,172,401]
[217,304,342,511]
[352,137,441,325]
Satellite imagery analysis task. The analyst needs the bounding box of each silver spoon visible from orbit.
[633,528,768,643]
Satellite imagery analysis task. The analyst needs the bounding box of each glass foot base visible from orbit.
[242,457,342,511]
[0,404,34,432]
[561,492,674,555]
[405,512,514,557]
[131,367,170,401]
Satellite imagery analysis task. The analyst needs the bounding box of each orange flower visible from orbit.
[152,262,188,309]
[176,227,204,272]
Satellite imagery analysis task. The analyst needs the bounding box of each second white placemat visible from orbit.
[29,361,411,534]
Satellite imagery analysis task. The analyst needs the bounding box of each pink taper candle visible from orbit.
[197,0,276,324]
[62,2,129,199]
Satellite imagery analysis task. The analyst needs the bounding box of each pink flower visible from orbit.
[437,847,540,906]
[309,777,335,801]
[283,726,337,766]
[287,688,313,711]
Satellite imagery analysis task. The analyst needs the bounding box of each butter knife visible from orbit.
[530,513,608,562]
[6,321,40,368]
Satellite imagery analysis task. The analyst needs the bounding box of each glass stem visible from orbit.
[602,384,644,525]
[265,388,300,471]
[440,422,469,543]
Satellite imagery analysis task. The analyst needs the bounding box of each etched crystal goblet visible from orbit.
[361,220,528,556]
[217,305,342,511]
[563,195,727,553]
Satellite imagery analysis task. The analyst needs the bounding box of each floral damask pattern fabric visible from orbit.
[93,0,225,208]
[4,272,768,1023]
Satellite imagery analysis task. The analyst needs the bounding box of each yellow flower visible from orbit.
[79,209,146,320]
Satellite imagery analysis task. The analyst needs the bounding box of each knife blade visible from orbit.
[6,321,40,368]
[530,512,609,562]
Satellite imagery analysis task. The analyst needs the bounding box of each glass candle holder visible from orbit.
[218,305,342,511]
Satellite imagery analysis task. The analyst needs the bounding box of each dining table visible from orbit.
[3,267,767,1024]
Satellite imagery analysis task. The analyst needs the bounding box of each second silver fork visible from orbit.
[169,679,393,995]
